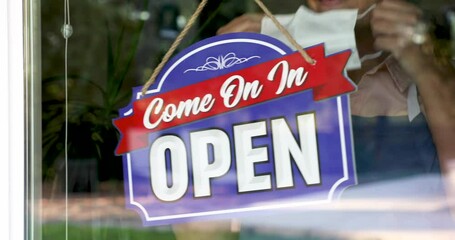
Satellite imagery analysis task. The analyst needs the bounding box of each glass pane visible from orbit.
[32,0,455,239]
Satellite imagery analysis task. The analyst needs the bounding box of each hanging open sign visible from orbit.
[113,33,357,226]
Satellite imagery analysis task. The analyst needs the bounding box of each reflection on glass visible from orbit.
[33,0,455,239]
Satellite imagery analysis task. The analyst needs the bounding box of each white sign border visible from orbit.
[123,38,353,223]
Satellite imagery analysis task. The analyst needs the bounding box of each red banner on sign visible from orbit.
[113,45,354,155]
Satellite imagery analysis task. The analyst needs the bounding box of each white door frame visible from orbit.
[1,0,26,239]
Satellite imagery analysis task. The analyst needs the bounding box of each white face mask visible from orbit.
[261,5,361,70]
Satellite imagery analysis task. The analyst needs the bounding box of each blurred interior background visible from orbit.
[38,0,455,239]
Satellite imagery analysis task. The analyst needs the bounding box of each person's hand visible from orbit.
[370,0,431,79]
[372,1,455,169]
[217,13,264,35]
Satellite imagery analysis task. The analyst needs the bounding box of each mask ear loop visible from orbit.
[360,50,384,63]
[356,4,384,63]
[357,3,377,20]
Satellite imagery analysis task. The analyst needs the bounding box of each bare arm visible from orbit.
[371,0,455,168]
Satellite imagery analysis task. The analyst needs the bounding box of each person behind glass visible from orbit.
[218,0,455,183]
